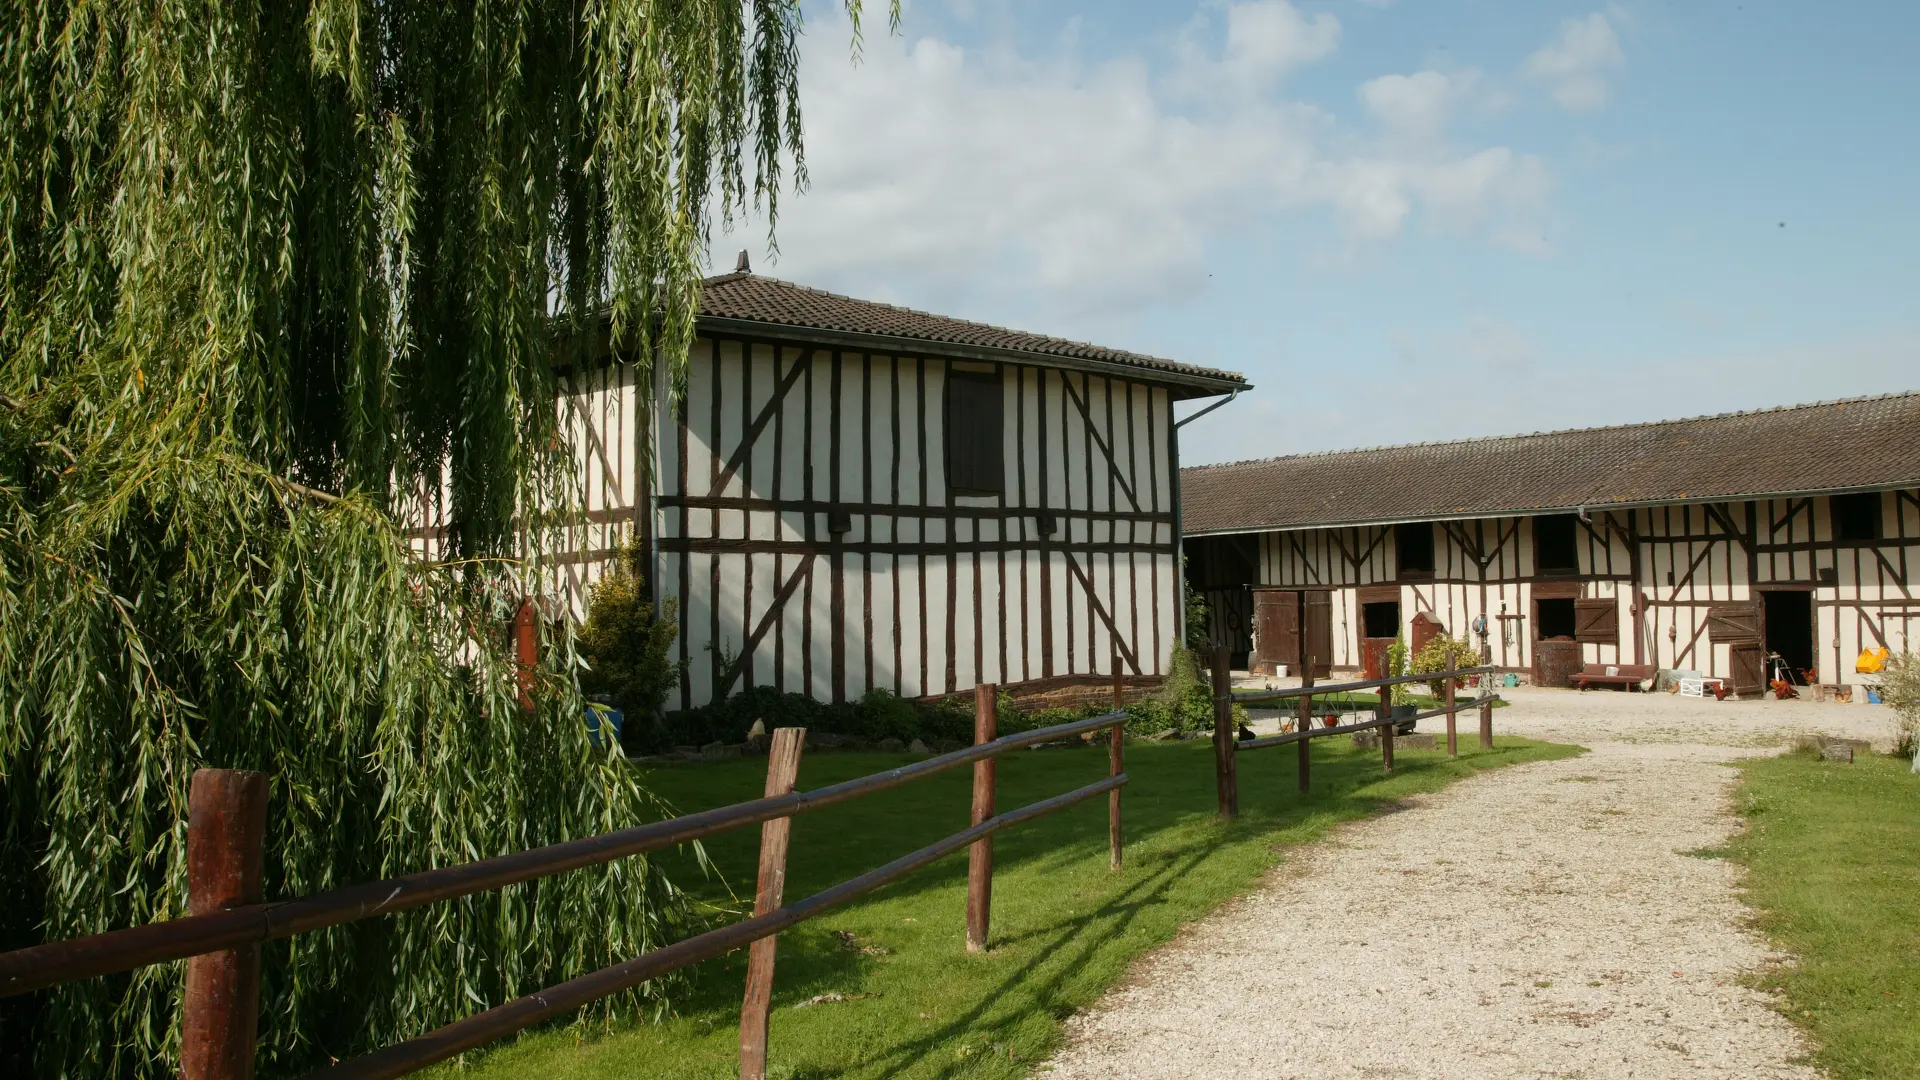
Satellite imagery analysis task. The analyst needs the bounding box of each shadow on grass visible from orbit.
[439,736,1575,1079]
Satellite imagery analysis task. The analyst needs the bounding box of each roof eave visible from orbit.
[1182,478,1920,537]
[696,315,1251,399]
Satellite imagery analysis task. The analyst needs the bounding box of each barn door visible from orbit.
[1302,591,1333,678]
[1251,589,1298,676]
[1729,644,1765,696]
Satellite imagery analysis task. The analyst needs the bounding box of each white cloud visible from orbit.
[1221,1,1341,88]
[1358,68,1478,143]
[716,6,1553,325]
[1524,13,1625,112]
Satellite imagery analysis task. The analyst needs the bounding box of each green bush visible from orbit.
[1411,632,1483,698]
[641,684,1033,755]
[1876,651,1920,767]
[577,543,685,724]
[1124,647,1243,736]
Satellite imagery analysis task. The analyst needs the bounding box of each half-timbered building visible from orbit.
[1182,392,1920,695]
[555,265,1249,711]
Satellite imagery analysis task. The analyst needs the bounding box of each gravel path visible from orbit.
[1041,690,1898,1080]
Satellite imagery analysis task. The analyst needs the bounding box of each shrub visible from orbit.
[1386,633,1410,705]
[1124,647,1242,736]
[1876,651,1920,767]
[1412,632,1483,698]
[578,542,685,725]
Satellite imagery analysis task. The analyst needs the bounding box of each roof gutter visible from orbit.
[1180,479,1920,538]
[695,315,1252,400]
[1175,387,1240,428]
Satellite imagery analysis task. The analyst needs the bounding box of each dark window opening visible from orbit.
[1535,514,1579,574]
[1396,522,1435,575]
[1362,601,1401,639]
[1764,590,1815,678]
[945,370,1004,496]
[1832,492,1881,542]
[1536,598,1576,640]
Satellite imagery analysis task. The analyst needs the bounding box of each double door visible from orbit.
[1251,588,1333,678]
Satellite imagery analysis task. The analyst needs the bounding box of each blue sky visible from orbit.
[714,1,1920,465]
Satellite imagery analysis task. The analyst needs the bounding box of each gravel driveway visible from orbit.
[1042,689,1900,1080]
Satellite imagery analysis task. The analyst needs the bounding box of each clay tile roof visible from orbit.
[1182,391,1920,534]
[699,272,1247,394]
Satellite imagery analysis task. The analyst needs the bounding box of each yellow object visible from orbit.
[1854,647,1890,674]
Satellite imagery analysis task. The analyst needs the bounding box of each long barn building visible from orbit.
[547,267,1248,711]
[1182,393,1920,695]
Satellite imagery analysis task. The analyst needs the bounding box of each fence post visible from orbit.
[967,684,997,953]
[181,768,269,1080]
[1211,647,1237,819]
[1377,675,1395,771]
[1110,658,1124,871]
[1296,660,1314,794]
[1445,669,1459,758]
[739,728,806,1080]
[1479,683,1494,750]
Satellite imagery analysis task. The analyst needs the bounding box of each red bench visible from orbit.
[1571,663,1656,691]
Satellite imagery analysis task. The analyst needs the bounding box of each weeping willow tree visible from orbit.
[0,2,890,1076]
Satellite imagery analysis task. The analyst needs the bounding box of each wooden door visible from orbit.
[1302,591,1333,678]
[1361,637,1392,679]
[1251,589,1299,676]
[1729,643,1765,696]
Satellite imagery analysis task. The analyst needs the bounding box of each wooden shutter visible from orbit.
[1573,598,1618,644]
[945,371,1003,495]
[1707,601,1761,644]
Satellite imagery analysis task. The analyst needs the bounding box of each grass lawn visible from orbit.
[1725,749,1920,1079]
[444,733,1578,1080]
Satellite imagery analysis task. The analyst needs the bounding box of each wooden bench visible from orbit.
[1570,663,1655,691]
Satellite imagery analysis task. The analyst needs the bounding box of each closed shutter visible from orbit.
[1707,602,1761,644]
[945,371,1004,495]
[1573,598,1618,644]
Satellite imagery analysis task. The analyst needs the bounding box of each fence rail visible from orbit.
[0,682,1131,1080]
[1208,648,1500,810]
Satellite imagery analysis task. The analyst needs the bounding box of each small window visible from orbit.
[1535,514,1579,574]
[1395,522,1435,575]
[1362,601,1400,638]
[1536,598,1576,640]
[945,370,1003,496]
[1832,492,1881,542]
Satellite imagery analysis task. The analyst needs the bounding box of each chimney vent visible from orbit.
[735,249,751,273]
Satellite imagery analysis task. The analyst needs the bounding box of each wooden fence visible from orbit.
[0,683,1129,1080]
[1207,646,1499,815]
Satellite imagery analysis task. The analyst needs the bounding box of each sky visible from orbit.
[712,0,1920,467]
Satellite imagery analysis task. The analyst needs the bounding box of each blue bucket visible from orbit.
[586,704,624,749]
[1866,689,1883,705]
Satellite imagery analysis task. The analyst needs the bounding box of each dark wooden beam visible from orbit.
[711,350,813,498]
